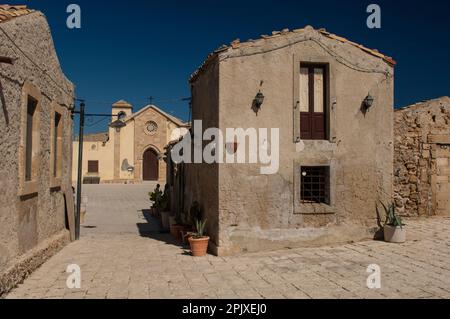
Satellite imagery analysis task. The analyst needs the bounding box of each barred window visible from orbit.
[300,166,330,204]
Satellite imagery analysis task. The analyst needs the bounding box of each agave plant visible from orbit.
[194,219,207,238]
[380,202,403,229]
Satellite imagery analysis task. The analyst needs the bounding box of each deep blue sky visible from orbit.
[8,0,450,133]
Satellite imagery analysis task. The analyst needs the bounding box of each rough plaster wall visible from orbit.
[0,12,74,272]
[214,28,394,254]
[394,97,450,216]
[185,59,220,249]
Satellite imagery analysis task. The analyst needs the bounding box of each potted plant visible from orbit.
[149,184,162,217]
[188,219,209,257]
[381,202,406,243]
[160,185,172,231]
[170,210,192,242]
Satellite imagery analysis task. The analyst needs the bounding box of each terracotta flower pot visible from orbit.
[188,236,210,257]
[160,211,171,231]
[170,224,191,241]
[384,225,406,243]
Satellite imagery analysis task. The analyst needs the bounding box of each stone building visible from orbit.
[394,97,450,216]
[0,5,75,295]
[72,101,188,184]
[171,26,395,256]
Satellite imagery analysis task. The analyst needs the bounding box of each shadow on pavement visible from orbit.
[137,209,189,252]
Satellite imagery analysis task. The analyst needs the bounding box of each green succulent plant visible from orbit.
[194,219,207,238]
[380,202,404,229]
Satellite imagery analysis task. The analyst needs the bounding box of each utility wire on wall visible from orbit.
[0,26,74,97]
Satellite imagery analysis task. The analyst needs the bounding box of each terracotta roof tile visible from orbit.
[0,5,34,23]
[190,26,396,83]
[317,29,396,66]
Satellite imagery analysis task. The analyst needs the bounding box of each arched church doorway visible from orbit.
[142,148,159,181]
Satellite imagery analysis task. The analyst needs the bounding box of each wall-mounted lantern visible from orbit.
[251,81,265,115]
[254,91,265,108]
[363,94,374,110]
[252,90,265,115]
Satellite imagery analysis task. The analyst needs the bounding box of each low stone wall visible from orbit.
[394,97,450,216]
[0,230,70,297]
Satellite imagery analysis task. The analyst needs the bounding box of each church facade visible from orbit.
[72,100,188,184]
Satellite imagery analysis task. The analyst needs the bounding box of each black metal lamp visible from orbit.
[253,91,265,111]
[363,94,374,109]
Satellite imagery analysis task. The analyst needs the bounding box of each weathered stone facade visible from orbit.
[0,6,75,295]
[394,97,450,216]
[174,26,395,256]
[72,101,188,184]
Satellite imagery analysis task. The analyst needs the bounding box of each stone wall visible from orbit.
[133,107,170,183]
[394,97,450,216]
[184,57,220,254]
[0,12,74,295]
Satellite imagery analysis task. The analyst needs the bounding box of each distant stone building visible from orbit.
[169,26,395,256]
[394,97,450,216]
[72,101,188,184]
[0,5,75,295]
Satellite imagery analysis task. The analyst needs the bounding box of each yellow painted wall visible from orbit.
[119,120,135,180]
[72,104,185,184]
[71,128,115,183]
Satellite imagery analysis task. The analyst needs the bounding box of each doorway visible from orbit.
[143,148,159,181]
[436,151,450,215]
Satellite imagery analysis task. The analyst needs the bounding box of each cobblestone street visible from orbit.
[5,185,450,299]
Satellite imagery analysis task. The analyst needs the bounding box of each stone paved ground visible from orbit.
[79,183,159,237]
[5,185,450,299]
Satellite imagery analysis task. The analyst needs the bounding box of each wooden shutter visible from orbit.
[300,65,327,140]
[88,160,99,173]
[25,97,37,181]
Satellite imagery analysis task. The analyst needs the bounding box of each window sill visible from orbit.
[294,202,335,215]
[50,178,62,191]
[297,139,335,145]
[18,181,39,197]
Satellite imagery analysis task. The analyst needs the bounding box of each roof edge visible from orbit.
[123,104,189,127]
[395,96,450,111]
[189,25,396,84]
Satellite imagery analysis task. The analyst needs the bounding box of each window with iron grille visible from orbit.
[300,166,330,204]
